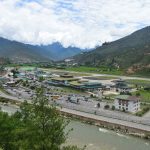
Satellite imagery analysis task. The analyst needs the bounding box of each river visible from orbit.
[67,120,150,150]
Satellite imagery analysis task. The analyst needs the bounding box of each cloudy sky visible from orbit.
[0,0,150,48]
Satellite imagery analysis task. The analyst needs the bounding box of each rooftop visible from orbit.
[60,73,74,78]
[70,81,103,86]
[116,95,140,101]
[51,77,78,81]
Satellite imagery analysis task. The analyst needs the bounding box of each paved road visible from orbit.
[61,107,150,132]
[1,102,150,133]
[56,99,150,126]
[0,90,25,102]
[1,90,150,132]
[143,110,150,119]
[0,104,19,115]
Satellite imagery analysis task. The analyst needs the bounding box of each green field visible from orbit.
[20,66,36,71]
[132,90,150,102]
[126,79,150,102]
[65,66,124,75]
[125,79,150,87]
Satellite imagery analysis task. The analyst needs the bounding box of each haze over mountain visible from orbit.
[0,26,150,75]
[73,26,150,74]
[0,37,83,62]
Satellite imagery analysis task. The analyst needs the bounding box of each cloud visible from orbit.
[0,0,150,48]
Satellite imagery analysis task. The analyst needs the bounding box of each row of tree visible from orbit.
[0,88,85,150]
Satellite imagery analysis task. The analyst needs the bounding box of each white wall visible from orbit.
[114,99,140,113]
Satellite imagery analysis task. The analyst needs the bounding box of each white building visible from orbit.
[114,95,140,113]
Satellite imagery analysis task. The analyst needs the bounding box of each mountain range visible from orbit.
[0,26,150,75]
[0,37,83,62]
[73,26,150,74]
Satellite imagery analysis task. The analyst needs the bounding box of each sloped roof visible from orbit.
[116,95,140,101]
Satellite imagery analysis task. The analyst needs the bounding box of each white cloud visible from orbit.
[0,0,150,48]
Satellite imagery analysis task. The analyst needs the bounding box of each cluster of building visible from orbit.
[46,73,132,93]
[0,67,141,113]
[45,73,141,113]
[46,73,105,91]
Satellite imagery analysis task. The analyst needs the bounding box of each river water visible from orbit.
[67,120,150,150]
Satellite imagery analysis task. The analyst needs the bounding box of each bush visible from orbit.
[104,105,110,109]
[136,92,141,96]
[112,105,115,110]
[122,108,126,112]
[136,106,150,117]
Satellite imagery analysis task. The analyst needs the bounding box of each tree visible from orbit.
[0,87,84,150]
[11,68,19,78]
[0,111,21,150]
[112,105,115,110]
[104,105,110,109]
[15,88,68,150]
[39,76,44,82]
[97,103,100,108]
[16,87,83,150]
[136,92,141,96]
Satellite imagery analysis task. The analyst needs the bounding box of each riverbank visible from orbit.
[60,108,150,140]
[1,90,150,139]
[67,120,150,150]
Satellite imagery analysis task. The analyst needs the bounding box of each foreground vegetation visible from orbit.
[0,88,84,150]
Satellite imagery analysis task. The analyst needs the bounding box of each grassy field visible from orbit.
[125,79,150,87]
[65,66,124,75]
[126,79,150,102]
[132,90,150,102]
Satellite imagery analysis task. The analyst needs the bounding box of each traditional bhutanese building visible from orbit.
[114,95,140,113]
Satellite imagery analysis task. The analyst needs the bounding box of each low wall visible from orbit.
[60,110,150,139]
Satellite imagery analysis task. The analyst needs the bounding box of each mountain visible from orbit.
[33,43,82,61]
[73,26,150,74]
[0,37,83,63]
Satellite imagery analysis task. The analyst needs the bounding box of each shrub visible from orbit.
[112,105,115,110]
[136,92,141,96]
[136,106,150,117]
[104,105,110,109]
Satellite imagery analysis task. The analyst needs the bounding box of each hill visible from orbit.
[0,37,82,63]
[73,26,150,75]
